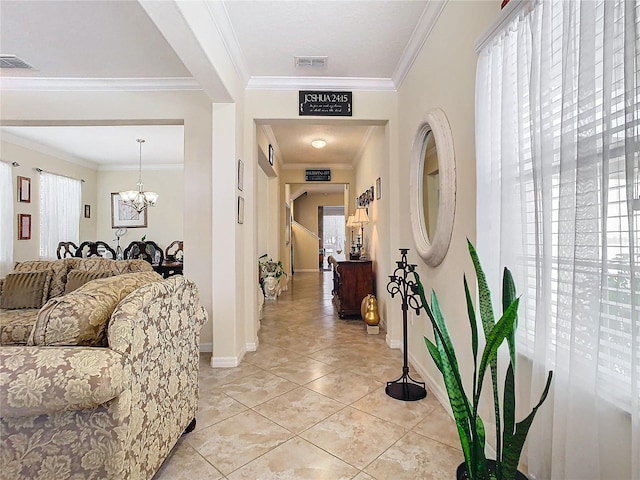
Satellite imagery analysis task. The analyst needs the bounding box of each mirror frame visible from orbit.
[409,108,456,267]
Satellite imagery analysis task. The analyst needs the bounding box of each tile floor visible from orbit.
[153,271,463,480]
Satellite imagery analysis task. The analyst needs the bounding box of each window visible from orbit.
[39,172,81,259]
[476,1,639,476]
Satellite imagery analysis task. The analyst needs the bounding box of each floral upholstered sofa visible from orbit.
[0,257,153,345]
[0,270,208,479]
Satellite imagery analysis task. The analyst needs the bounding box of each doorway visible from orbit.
[320,206,346,270]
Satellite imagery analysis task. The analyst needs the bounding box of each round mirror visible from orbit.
[409,108,456,267]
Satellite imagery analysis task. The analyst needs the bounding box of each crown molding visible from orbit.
[392,0,447,89]
[0,130,98,169]
[246,76,396,92]
[281,162,353,171]
[0,77,202,92]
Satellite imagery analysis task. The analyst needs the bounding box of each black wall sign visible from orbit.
[299,91,352,116]
[305,169,331,181]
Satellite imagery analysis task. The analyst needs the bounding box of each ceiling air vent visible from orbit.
[0,55,34,69]
[295,56,328,68]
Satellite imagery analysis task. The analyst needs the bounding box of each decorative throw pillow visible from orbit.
[0,270,52,309]
[29,271,163,347]
[13,260,68,299]
[65,270,113,294]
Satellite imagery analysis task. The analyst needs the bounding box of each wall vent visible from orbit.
[0,55,34,69]
[294,56,328,68]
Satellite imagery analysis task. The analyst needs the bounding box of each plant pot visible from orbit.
[456,460,528,480]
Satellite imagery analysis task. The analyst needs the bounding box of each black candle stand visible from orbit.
[385,248,427,401]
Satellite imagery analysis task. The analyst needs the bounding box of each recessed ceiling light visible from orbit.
[311,139,327,149]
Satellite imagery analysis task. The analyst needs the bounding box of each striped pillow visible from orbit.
[0,270,52,309]
[65,270,113,294]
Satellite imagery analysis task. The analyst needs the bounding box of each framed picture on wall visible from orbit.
[237,159,244,191]
[18,176,31,203]
[237,196,244,224]
[111,193,147,228]
[18,214,31,240]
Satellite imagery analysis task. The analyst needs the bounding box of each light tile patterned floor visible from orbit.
[153,271,462,480]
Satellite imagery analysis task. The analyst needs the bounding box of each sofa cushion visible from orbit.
[29,271,163,347]
[0,271,52,309]
[13,260,68,299]
[65,270,113,294]
[0,308,39,345]
[65,257,153,275]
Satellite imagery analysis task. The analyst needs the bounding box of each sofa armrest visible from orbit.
[0,346,128,418]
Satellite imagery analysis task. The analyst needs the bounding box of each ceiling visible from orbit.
[0,0,437,171]
[1,125,184,170]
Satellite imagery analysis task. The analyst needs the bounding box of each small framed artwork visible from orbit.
[84,204,91,218]
[18,214,31,240]
[237,196,244,224]
[111,193,147,228]
[268,144,274,166]
[18,176,31,203]
[376,177,381,199]
[237,159,244,191]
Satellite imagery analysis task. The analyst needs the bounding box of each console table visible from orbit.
[332,260,374,318]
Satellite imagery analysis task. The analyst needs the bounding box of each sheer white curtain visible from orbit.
[476,1,639,479]
[0,162,14,276]
[39,172,81,259]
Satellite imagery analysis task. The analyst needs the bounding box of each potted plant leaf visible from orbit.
[413,240,553,480]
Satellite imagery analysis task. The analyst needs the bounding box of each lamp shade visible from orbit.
[346,215,356,227]
[353,207,370,225]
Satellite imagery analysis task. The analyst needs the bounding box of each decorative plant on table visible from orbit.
[258,255,287,299]
[413,240,553,480]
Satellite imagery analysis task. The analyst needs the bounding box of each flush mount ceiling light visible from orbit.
[311,139,327,149]
[119,139,158,214]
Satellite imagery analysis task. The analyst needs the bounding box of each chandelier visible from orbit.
[119,138,158,214]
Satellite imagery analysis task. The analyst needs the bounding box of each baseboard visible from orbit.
[246,337,259,352]
[211,354,244,368]
[407,350,451,416]
[386,336,402,349]
[199,343,212,353]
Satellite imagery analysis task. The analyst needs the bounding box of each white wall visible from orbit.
[397,0,502,457]
[353,126,388,325]
[96,168,183,253]
[256,166,269,258]
[256,126,278,261]
[1,140,98,262]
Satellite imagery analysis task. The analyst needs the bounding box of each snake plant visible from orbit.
[414,240,553,480]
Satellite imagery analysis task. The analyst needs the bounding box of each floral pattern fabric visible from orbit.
[0,347,127,418]
[0,275,207,480]
[0,259,154,347]
[0,309,40,346]
[29,271,162,347]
